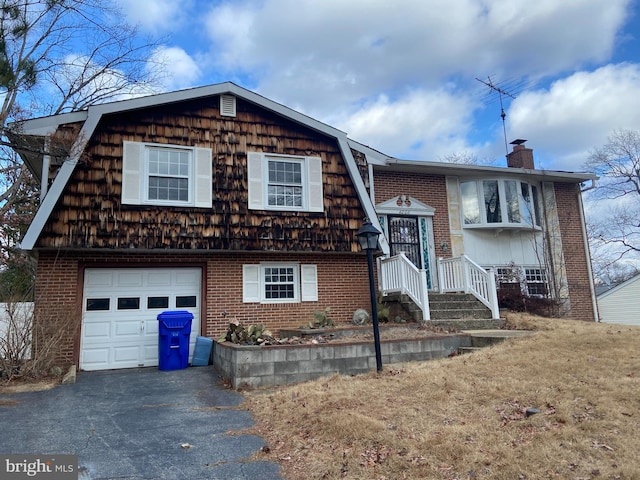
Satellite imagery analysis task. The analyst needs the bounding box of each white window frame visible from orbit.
[460,178,542,230]
[243,263,318,304]
[266,156,306,210]
[122,141,212,208]
[524,267,549,297]
[143,144,193,206]
[247,151,323,212]
[262,263,300,302]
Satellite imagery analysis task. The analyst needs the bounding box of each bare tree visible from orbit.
[584,129,640,264]
[0,0,162,269]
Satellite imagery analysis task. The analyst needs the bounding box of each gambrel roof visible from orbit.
[15,82,389,253]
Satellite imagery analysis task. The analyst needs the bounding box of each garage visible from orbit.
[81,267,202,371]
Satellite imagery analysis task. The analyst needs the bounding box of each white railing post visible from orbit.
[461,254,471,293]
[437,257,444,293]
[419,268,430,321]
[487,268,500,319]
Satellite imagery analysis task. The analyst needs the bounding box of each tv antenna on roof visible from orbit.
[475,76,516,156]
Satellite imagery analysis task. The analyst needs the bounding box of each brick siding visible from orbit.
[373,171,452,258]
[553,183,596,321]
[34,250,374,367]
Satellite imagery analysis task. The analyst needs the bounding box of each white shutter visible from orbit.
[194,147,212,208]
[247,152,264,210]
[242,265,261,303]
[300,264,318,302]
[121,141,143,205]
[307,156,323,212]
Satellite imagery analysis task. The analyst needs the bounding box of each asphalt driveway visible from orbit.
[0,366,282,479]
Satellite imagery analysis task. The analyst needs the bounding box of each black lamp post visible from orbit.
[356,219,383,372]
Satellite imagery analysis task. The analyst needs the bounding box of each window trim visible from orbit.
[266,156,306,210]
[247,151,323,212]
[121,141,212,208]
[243,263,318,304]
[262,263,299,302]
[143,145,193,206]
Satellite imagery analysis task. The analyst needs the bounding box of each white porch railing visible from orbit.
[379,253,430,321]
[437,254,500,319]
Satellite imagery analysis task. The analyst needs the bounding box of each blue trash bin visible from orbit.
[157,310,193,371]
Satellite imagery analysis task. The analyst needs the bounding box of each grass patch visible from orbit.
[244,313,640,479]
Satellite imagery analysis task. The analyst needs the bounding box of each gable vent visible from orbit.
[220,95,236,117]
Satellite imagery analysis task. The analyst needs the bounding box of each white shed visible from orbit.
[597,275,640,325]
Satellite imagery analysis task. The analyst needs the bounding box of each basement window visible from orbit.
[242,263,318,303]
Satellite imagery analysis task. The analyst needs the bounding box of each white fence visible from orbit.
[0,302,34,360]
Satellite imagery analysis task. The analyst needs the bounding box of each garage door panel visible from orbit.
[82,267,201,371]
[83,322,111,339]
[114,321,142,337]
[147,272,172,286]
[176,270,200,286]
[141,344,158,364]
[143,321,158,336]
[81,348,110,370]
[113,346,140,364]
[116,271,144,287]
[85,271,114,288]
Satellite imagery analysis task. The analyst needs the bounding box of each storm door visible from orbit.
[388,216,421,267]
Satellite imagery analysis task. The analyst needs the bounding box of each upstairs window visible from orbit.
[268,159,303,208]
[147,147,190,202]
[122,141,212,208]
[247,152,324,212]
[461,178,541,229]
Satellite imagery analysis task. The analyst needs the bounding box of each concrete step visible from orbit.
[458,346,484,354]
[429,308,493,320]
[429,319,505,330]
[458,329,534,353]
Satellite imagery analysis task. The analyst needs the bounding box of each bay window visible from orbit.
[461,178,541,229]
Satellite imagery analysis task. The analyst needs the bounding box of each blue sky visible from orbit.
[116,0,639,173]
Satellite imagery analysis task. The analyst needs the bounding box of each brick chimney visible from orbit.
[506,139,534,169]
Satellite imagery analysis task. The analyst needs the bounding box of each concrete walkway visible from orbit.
[0,366,282,479]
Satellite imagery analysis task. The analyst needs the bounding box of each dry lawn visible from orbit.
[244,314,640,479]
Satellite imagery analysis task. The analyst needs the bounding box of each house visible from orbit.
[361,140,599,323]
[11,82,599,372]
[597,274,640,325]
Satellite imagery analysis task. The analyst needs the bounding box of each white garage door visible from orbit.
[81,267,201,371]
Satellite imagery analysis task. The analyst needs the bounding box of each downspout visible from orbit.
[40,137,51,201]
[577,183,600,322]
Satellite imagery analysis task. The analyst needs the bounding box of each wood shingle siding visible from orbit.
[37,96,366,252]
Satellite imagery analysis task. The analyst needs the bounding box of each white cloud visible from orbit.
[115,0,192,33]
[148,47,202,91]
[507,63,640,171]
[338,88,481,161]
[203,0,630,119]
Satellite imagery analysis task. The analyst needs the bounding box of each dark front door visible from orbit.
[388,216,421,267]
